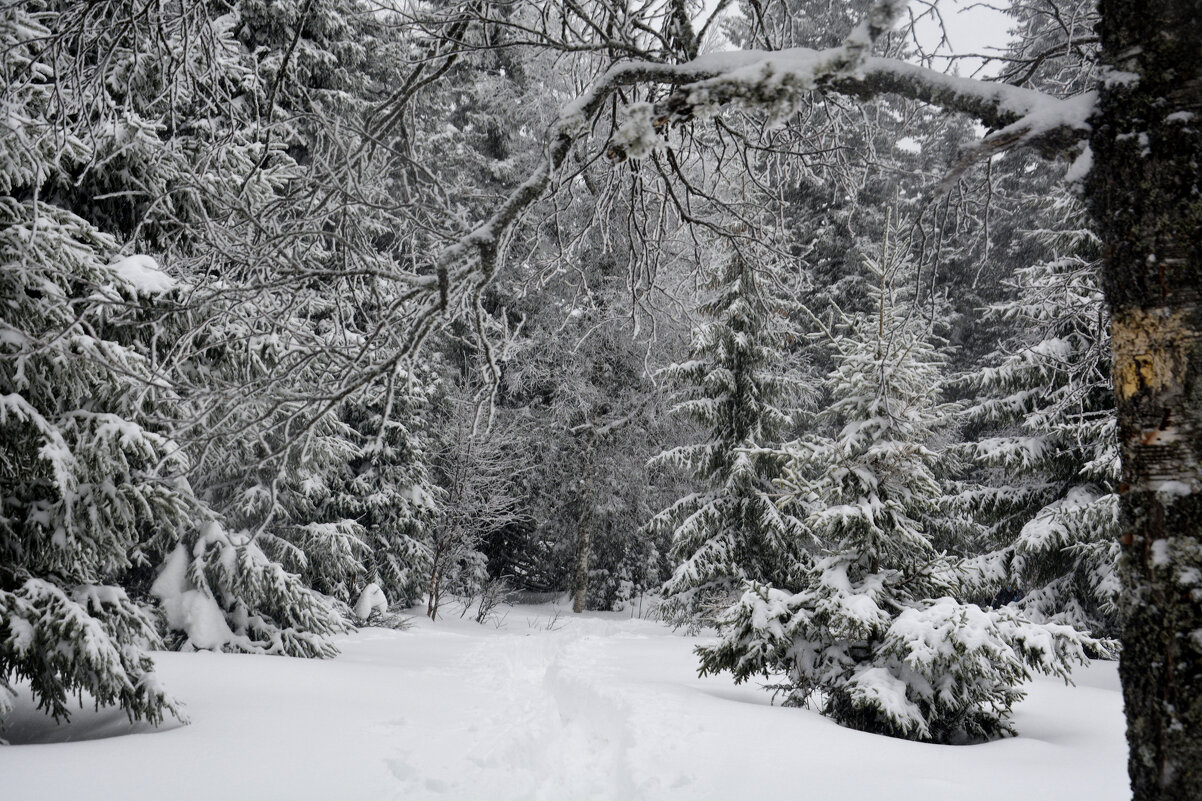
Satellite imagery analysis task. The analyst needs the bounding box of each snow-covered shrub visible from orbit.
[700,582,1095,742]
[426,394,527,620]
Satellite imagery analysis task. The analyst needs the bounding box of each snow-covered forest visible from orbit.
[2,0,1200,798]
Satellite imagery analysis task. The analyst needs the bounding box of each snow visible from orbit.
[849,666,927,734]
[354,583,389,621]
[0,603,1127,801]
[554,34,1089,160]
[150,544,237,651]
[676,45,1091,132]
[1148,479,1193,497]
[611,102,668,159]
[1065,145,1093,185]
[1150,540,1171,568]
[108,254,178,296]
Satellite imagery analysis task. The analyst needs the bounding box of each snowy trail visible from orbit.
[443,629,639,799]
[2,605,1128,801]
[375,617,664,800]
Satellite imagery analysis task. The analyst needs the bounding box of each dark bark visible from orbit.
[570,440,597,614]
[1087,1,1202,797]
[571,494,594,614]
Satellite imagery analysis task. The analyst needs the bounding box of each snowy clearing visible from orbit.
[2,603,1127,801]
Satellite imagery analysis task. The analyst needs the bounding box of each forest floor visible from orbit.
[2,602,1127,801]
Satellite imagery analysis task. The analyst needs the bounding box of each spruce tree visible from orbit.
[1,0,354,705]
[957,189,1119,639]
[200,0,443,620]
[943,0,1117,642]
[0,202,190,725]
[324,369,439,610]
[649,239,805,628]
[698,226,1098,743]
[0,6,196,716]
[0,0,229,727]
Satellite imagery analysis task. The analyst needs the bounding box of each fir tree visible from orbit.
[957,189,1119,639]
[649,239,805,627]
[698,226,1098,743]
[0,186,189,726]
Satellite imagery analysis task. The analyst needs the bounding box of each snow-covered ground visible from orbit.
[2,603,1128,801]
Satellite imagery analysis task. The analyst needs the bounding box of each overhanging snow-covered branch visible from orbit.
[604,48,1092,138]
[432,2,1092,323]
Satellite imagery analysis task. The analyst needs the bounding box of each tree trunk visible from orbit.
[1089,1,1202,797]
[426,551,443,621]
[571,459,597,614]
[571,503,594,614]
[569,434,599,614]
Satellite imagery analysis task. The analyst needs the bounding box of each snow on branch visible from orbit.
[605,50,1093,160]
[430,0,1091,338]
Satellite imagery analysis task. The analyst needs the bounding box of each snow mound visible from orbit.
[150,544,235,650]
[353,583,389,621]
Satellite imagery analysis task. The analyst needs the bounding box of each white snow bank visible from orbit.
[0,604,1128,801]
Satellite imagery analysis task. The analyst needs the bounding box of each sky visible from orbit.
[911,0,1015,77]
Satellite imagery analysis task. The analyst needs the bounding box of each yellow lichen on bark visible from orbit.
[1111,307,1191,400]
